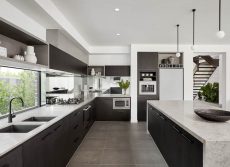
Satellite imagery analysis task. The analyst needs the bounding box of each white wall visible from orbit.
[0,0,46,42]
[89,54,130,65]
[130,44,230,123]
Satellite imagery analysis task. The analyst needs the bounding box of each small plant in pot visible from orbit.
[118,80,130,95]
[200,82,219,103]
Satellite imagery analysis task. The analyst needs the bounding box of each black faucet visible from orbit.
[9,97,24,123]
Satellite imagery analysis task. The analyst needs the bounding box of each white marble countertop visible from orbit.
[0,93,130,157]
[147,100,230,143]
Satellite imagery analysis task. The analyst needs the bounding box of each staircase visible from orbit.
[193,56,219,99]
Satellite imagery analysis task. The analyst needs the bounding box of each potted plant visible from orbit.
[118,80,130,95]
[200,82,219,103]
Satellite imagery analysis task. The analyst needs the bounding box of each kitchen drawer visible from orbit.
[110,109,131,121]
[148,105,203,167]
[0,146,23,167]
[70,109,83,127]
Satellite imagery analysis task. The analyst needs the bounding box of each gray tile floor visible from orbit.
[67,121,168,167]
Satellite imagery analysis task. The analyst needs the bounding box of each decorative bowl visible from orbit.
[194,109,230,122]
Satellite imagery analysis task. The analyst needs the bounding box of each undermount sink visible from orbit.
[22,116,56,122]
[0,125,41,133]
[194,109,230,122]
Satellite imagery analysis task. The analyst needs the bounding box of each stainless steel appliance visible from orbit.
[113,98,130,110]
[139,71,157,95]
[139,81,157,95]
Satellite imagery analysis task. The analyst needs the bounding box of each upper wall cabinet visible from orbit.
[0,20,48,70]
[49,45,87,75]
[105,66,130,76]
[0,20,46,45]
[138,52,158,70]
[87,66,105,76]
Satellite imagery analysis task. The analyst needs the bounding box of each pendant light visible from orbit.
[191,9,196,51]
[216,0,225,38]
[176,24,181,57]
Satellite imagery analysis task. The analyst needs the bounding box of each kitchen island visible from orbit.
[147,100,230,167]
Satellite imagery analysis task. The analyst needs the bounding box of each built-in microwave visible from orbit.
[139,81,157,95]
[113,98,130,110]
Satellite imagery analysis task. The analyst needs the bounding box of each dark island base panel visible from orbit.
[148,104,203,167]
[0,101,95,167]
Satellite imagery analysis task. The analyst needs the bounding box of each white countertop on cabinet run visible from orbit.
[0,93,130,157]
[147,100,230,167]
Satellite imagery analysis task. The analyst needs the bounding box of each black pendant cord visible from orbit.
[192,9,196,46]
[219,0,221,31]
[177,24,179,52]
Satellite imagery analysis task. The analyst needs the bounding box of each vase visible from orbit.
[24,53,37,63]
[123,89,127,95]
[24,46,37,64]
[91,68,95,76]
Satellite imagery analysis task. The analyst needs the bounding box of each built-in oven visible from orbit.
[139,81,157,95]
[139,71,157,95]
[113,98,130,110]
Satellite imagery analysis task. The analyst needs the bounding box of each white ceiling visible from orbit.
[7,0,230,46]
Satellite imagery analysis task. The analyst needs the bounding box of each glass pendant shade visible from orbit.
[216,30,225,38]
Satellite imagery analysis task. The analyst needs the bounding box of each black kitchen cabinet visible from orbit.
[22,126,51,167]
[52,118,69,167]
[0,146,23,167]
[23,112,81,167]
[105,66,130,76]
[181,127,203,167]
[23,118,70,167]
[96,98,112,121]
[137,68,159,122]
[49,44,87,75]
[0,100,95,167]
[68,108,84,156]
[138,52,158,70]
[138,96,158,121]
[95,97,130,121]
[83,105,92,129]
[148,105,203,167]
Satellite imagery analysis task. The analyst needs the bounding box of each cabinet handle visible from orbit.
[83,105,91,111]
[73,124,79,130]
[159,115,165,120]
[54,125,62,131]
[172,125,180,133]
[181,133,193,144]
[74,112,80,117]
[155,112,160,116]
[41,132,52,140]
[73,137,80,143]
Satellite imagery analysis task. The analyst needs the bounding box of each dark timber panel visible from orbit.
[0,20,46,45]
[49,44,87,75]
[105,65,130,76]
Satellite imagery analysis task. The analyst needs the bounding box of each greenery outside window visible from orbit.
[0,67,39,116]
